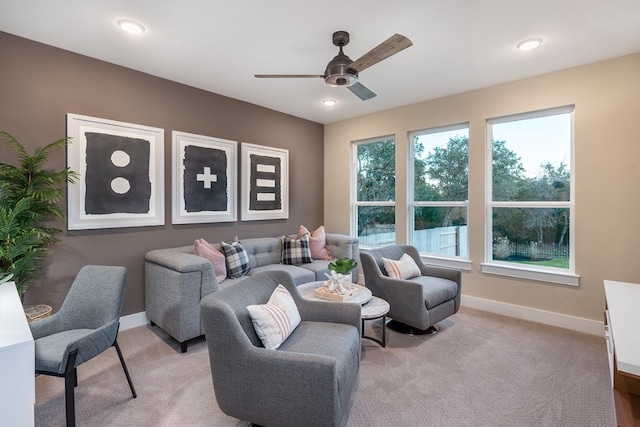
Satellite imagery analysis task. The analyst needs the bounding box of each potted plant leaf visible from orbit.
[326,257,358,292]
[0,131,78,296]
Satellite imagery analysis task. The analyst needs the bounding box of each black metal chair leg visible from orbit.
[113,339,137,398]
[64,350,79,427]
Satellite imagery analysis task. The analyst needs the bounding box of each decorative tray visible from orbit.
[313,285,358,302]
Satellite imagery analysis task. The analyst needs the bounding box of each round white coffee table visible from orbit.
[298,281,390,347]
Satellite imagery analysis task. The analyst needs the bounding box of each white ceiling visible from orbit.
[1,1,639,124]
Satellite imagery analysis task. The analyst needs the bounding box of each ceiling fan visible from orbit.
[255,31,413,101]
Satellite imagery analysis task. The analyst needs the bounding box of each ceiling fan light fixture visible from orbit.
[325,73,358,87]
[118,19,145,35]
[517,37,542,51]
[322,99,337,106]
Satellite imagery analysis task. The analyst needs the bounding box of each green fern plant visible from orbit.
[0,132,78,294]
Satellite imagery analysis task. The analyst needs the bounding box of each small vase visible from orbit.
[336,272,353,288]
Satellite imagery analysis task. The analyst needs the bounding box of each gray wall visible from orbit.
[0,32,324,315]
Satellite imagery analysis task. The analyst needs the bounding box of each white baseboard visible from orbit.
[120,297,605,337]
[461,295,604,336]
[119,311,149,331]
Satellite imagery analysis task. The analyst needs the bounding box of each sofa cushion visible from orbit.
[281,234,313,265]
[382,253,421,279]
[193,238,227,283]
[298,225,332,260]
[221,237,251,279]
[249,264,315,285]
[244,237,282,268]
[299,260,331,281]
[247,284,301,350]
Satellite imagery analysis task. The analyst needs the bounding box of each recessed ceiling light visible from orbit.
[517,38,542,51]
[322,99,336,106]
[118,19,145,35]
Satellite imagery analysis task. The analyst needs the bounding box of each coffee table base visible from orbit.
[362,316,387,347]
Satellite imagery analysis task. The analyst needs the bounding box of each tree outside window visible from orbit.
[353,137,395,247]
[488,107,573,271]
[411,125,469,257]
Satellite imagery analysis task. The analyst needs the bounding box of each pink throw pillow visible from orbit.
[298,225,332,260]
[193,238,227,283]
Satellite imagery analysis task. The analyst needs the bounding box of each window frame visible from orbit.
[351,135,396,248]
[408,123,471,270]
[482,105,579,286]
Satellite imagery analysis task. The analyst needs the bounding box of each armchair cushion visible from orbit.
[247,284,301,349]
[382,253,421,279]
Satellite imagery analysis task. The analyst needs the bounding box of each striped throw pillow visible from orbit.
[247,284,301,349]
[382,253,422,279]
[193,238,227,283]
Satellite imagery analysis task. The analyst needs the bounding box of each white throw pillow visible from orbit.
[382,253,422,279]
[247,284,301,349]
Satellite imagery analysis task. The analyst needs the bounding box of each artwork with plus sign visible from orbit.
[172,131,237,224]
[66,114,165,230]
[241,142,289,221]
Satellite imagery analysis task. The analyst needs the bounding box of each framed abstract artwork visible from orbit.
[240,142,289,221]
[66,113,165,230]
[172,131,237,224]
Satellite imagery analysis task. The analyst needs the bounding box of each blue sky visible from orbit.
[415,112,571,179]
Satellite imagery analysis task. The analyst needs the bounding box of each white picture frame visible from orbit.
[241,142,289,221]
[172,131,237,224]
[66,113,165,230]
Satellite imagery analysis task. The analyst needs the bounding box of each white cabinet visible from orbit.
[0,281,35,427]
[604,280,640,427]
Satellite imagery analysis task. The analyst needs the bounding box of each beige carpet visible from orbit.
[34,307,616,426]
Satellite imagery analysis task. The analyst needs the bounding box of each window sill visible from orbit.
[420,255,472,271]
[481,262,579,287]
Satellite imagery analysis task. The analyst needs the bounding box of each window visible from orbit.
[352,137,395,248]
[409,124,469,259]
[483,106,577,286]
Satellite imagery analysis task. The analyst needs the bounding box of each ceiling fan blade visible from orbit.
[348,33,413,73]
[254,74,324,78]
[348,82,377,101]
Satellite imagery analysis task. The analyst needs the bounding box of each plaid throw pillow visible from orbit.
[281,234,312,265]
[220,237,251,279]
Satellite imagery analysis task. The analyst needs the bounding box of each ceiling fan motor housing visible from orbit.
[324,53,358,87]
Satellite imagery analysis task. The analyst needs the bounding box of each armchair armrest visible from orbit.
[216,345,340,423]
[29,312,64,340]
[296,299,361,336]
[145,247,214,274]
[420,264,461,283]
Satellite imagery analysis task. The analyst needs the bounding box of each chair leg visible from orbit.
[113,339,137,398]
[64,350,79,427]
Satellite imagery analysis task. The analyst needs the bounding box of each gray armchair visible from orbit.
[29,265,137,427]
[360,245,462,334]
[200,271,361,427]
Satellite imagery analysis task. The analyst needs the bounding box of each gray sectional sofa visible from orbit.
[144,233,359,352]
